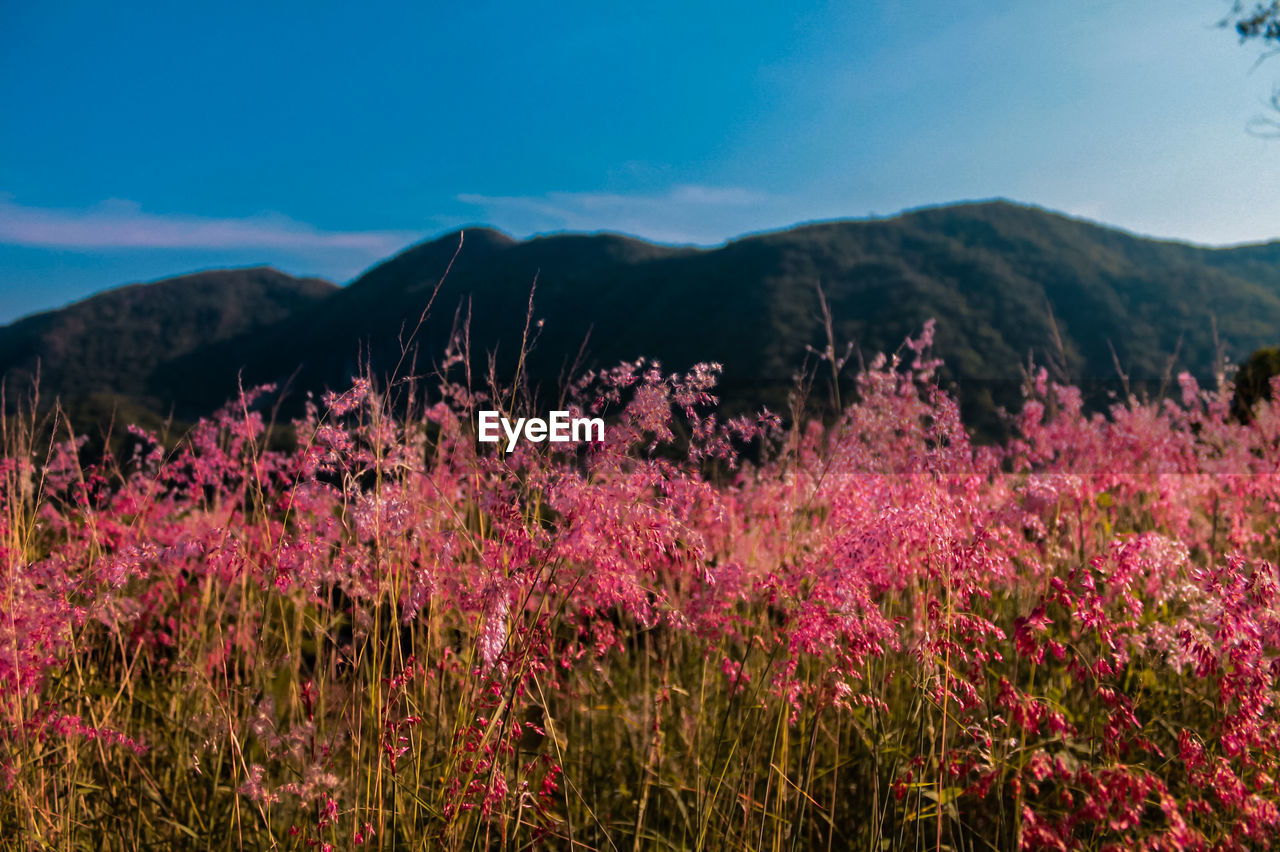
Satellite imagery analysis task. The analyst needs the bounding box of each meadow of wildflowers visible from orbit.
[6,320,1280,850]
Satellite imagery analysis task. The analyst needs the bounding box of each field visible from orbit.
[5,322,1280,850]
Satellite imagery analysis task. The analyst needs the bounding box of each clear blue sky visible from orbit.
[2,0,1277,321]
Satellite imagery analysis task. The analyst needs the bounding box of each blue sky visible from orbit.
[2,0,1278,321]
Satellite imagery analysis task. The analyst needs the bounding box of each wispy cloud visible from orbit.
[0,196,416,256]
[456,184,779,245]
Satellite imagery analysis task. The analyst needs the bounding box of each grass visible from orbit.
[4,326,1280,850]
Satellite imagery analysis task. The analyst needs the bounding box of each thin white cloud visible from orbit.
[668,185,766,205]
[456,184,778,244]
[0,196,416,256]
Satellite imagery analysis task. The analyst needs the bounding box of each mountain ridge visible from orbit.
[0,266,336,410]
[7,200,1280,433]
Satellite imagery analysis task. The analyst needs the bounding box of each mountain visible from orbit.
[8,201,1280,434]
[0,267,336,412]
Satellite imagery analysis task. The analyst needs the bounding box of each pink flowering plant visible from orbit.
[5,321,1280,850]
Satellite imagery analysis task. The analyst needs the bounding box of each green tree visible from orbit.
[1221,4,1280,130]
[1232,345,1280,421]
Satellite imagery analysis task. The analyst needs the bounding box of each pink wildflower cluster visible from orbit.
[6,324,1280,849]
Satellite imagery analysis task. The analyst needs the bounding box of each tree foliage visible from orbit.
[1230,1,1280,42]
[1232,344,1280,421]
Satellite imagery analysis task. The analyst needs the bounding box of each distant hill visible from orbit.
[8,201,1280,434]
[0,267,336,412]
